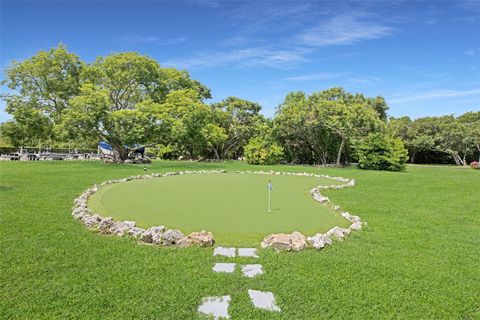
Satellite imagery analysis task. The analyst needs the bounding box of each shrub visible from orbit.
[471,161,479,169]
[357,133,408,171]
[244,136,284,165]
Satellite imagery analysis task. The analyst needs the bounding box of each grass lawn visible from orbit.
[1,160,479,319]
[88,173,348,246]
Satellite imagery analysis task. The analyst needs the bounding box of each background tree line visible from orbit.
[388,113,480,165]
[1,45,478,170]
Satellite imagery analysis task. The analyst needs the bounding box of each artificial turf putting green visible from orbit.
[88,173,349,245]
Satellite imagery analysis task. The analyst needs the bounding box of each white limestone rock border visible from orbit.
[72,169,364,251]
[256,170,365,252]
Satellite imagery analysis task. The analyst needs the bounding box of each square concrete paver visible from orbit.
[198,295,231,319]
[213,263,236,273]
[248,290,281,312]
[238,248,258,258]
[241,264,263,278]
[213,246,236,257]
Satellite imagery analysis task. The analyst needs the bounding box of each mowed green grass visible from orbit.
[1,160,479,319]
[88,173,348,245]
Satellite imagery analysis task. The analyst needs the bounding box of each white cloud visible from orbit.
[221,36,251,47]
[162,48,309,69]
[465,48,478,56]
[228,1,314,31]
[116,35,188,45]
[298,13,394,47]
[283,73,334,81]
[389,88,480,104]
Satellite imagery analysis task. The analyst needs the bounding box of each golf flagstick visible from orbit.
[268,180,272,212]
[143,166,147,188]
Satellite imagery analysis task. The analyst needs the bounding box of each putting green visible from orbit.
[88,173,350,245]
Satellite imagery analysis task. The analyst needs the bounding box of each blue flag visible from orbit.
[268,181,273,190]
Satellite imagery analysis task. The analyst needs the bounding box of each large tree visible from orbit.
[309,91,382,165]
[61,52,212,160]
[151,89,221,159]
[393,115,478,165]
[458,111,480,162]
[210,97,265,159]
[2,47,212,160]
[274,88,383,165]
[1,44,83,144]
[388,116,428,163]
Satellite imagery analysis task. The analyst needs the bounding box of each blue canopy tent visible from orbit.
[98,141,146,159]
[98,141,114,156]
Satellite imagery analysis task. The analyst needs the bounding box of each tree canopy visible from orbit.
[1,45,478,169]
[274,88,384,165]
[388,112,480,165]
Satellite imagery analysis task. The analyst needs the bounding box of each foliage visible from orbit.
[210,97,265,159]
[61,83,159,159]
[244,128,284,165]
[274,88,384,165]
[459,111,480,162]
[152,89,222,158]
[1,44,82,144]
[389,113,480,165]
[357,133,408,171]
[1,47,213,161]
[0,111,51,147]
[1,45,478,166]
[2,44,83,119]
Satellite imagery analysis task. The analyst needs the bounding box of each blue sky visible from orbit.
[1,0,479,121]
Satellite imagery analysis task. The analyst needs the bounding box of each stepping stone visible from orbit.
[198,295,231,319]
[213,263,236,273]
[213,246,236,257]
[238,248,258,258]
[241,264,263,278]
[248,290,281,312]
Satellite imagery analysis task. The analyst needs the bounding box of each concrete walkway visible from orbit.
[198,247,280,319]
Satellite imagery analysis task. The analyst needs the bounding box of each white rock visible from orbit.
[349,221,362,231]
[261,231,307,251]
[307,233,332,250]
[177,230,214,247]
[140,226,165,244]
[127,227,145,238]
[326,226,350,239]
[83,214,102,228]
[162,229,184,245]
[98,217,115,234]
[313,193,329,203]
[290,231,307,251]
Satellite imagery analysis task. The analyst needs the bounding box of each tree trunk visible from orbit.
[452,154,459,165]
[213,147,220,160]
[410,153,415,164]
[336,138,345,166]
[451,153,465,166]
[113,144,128,162]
